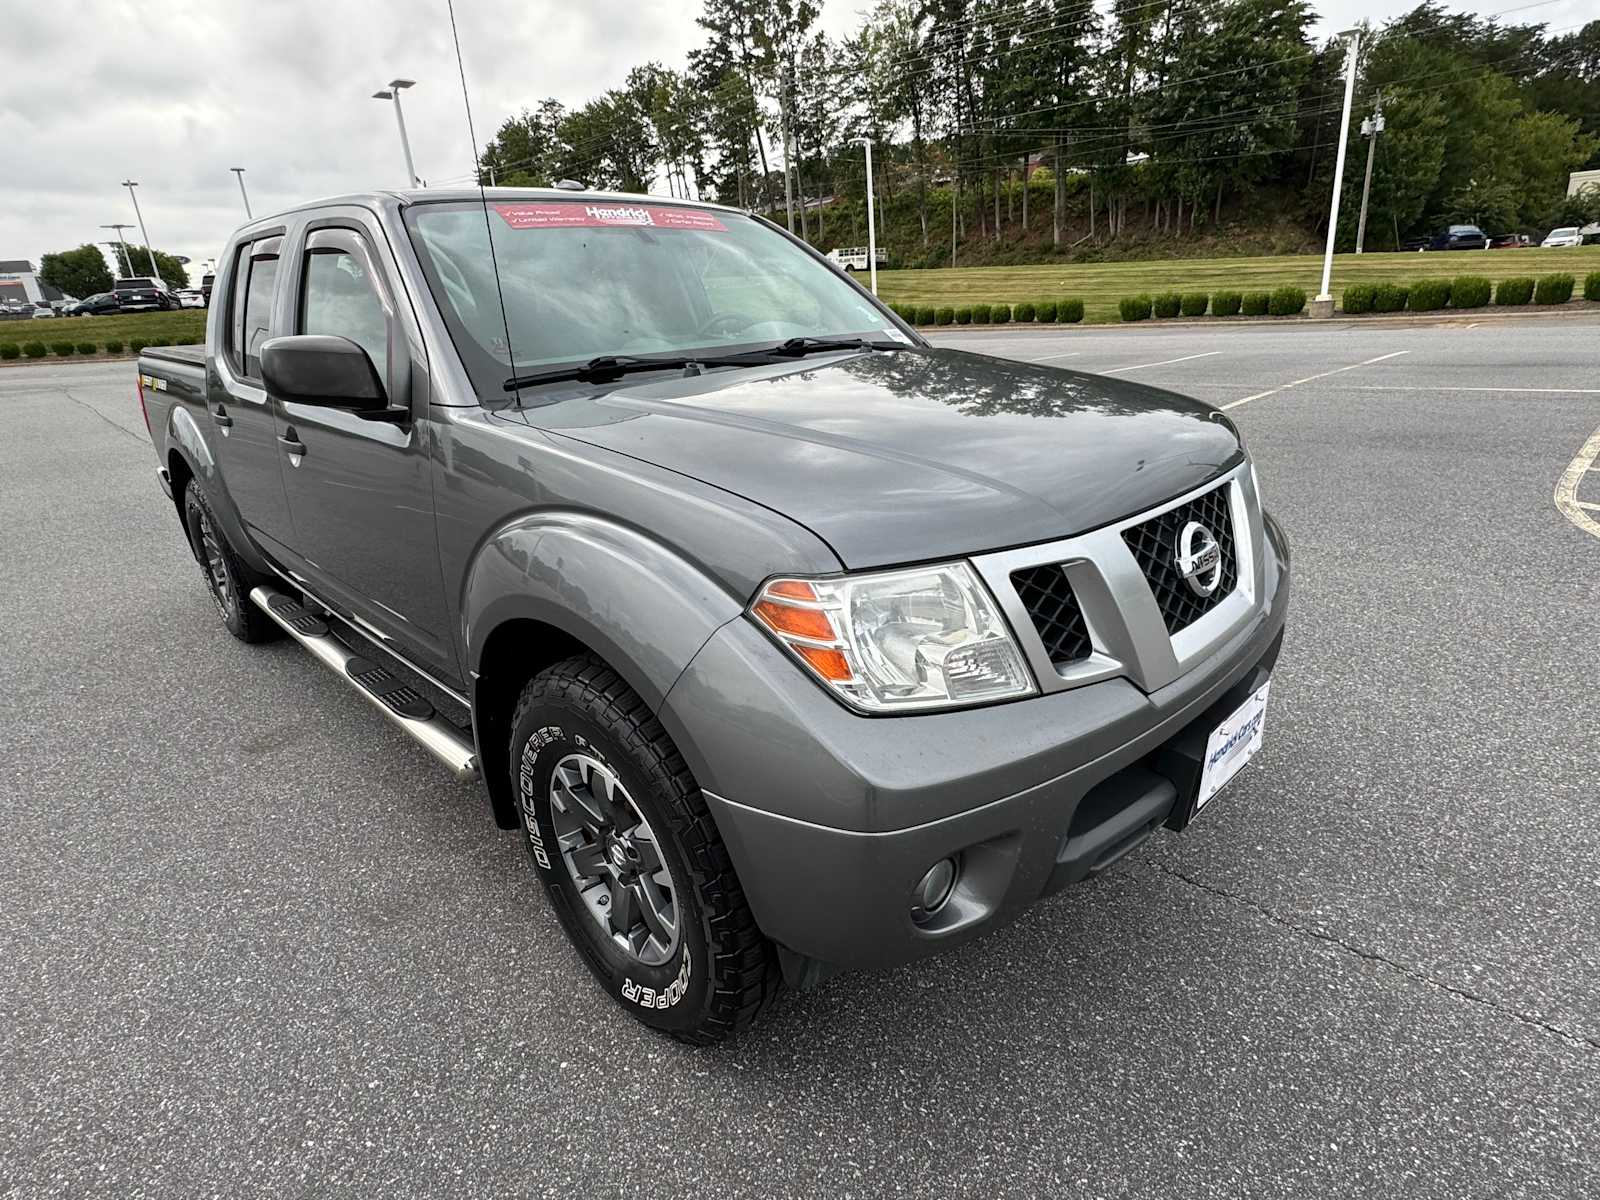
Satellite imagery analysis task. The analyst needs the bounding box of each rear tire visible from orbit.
[182,480,276,643]
[509,654,779,1043]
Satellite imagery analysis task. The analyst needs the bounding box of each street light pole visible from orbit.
[120,180,165,288]
[852,137,879,295]
[372,79,419,188]
[100,224,134,277]
[1315,29,1361,311]
[230,167,253,218]
[1355,97,1384,256]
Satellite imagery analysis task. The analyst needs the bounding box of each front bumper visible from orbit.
[658,512,1291,975]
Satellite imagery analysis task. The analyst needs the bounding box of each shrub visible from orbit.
[1493,277,1533,305]
[972,302,992,324]
[1014,300,1036,322]
[1180,292,1208,317]
[1535,273,1575,305]
[1152,291,1182,318]
[1058,298,1084,324]
[23,341,48,358]
[1372,283,1409,313]
[990,303,1012,325]
[1407,278,1451,311]
[1212,290,1242,317]
[934,306,954,326]
[954,305,972,325]
[1119,294,1153,322]
[130,339,147,352]
[1241,291,1270,317]
[1268,286,1307,317]
[1585,271,1600,302]
[104,339,124,353]
[0,343,19,360]
[1035,300,1057,323]
[76,341,98,355]
[1341,283,1377,314]
[1450,276,1491,309]
[51,341,76,356]
[914,305,938,325]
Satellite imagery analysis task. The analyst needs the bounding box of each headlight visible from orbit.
[750,563,1036,713]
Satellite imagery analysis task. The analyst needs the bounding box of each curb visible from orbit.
[920,301,1600,334]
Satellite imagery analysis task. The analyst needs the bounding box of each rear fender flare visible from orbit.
[167,404,273,576]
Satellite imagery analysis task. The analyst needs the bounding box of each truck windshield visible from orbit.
[404,199,899,398]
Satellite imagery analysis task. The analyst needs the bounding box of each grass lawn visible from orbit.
[0,309,207,355]
[875,245,1600,324]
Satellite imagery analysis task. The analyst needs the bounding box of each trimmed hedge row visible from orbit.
[1115,286,1303,322]
[892,298,1086,326]
[1342,272,1586,315]
[0,337,162,358]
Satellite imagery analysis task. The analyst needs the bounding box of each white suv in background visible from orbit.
[1541,227,1582,248]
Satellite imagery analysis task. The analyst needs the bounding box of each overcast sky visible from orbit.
[0,0,1588,286]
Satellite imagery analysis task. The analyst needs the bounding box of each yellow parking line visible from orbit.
[1554,424,1600,540]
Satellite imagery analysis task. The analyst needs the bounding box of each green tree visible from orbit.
[117,245,189,287]
[38,245,113,299]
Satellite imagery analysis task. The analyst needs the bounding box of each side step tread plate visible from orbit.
[250,586,478,781]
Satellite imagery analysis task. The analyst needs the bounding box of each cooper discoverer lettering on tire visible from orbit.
[509,654,779,1043]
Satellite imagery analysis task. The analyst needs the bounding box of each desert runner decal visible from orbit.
[494,203,727,232]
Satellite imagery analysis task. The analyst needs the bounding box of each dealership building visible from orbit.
[0,259,67,308]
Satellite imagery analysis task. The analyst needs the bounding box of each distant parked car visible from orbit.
[1426,225,1489,251]
[1400,235,1430,252]
[112,277,175,311]
[200,272,215,305]
[1541,227,1583,248]
[825,246,888,272]
[175,289,206,309]
[29,304,57,319]
[70,292,123,316]
[1488,233,1531,249]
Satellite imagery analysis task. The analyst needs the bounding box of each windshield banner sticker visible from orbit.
[494,203,727,232]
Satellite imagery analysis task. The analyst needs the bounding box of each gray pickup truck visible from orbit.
[139,188,1290,1042]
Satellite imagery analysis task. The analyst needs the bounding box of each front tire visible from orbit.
[182,480,276,643]
[510,655,779,1043]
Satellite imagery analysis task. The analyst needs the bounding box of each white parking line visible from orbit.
[1024,351,1082,363]
[1102,350,1221,375]
[1555,424,1600,540]
[1353,385,1600,395]
[1222,351,1410,411]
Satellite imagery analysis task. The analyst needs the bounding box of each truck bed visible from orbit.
[141,344,206,369]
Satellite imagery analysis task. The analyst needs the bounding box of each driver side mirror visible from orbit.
[261,334,388,414]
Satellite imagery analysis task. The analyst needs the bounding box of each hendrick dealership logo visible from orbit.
[584,205,653,225]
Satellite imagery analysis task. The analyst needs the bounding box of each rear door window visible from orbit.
[229,238,282,381]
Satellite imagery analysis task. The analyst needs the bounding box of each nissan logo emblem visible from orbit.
[1176,521,1223,597]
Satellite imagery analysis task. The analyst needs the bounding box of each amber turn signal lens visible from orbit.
[752,599,835,642]
[794,644,853,682]
[765,579,818,602]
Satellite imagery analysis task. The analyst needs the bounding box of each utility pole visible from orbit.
[100,224,134,277]
[1314,29,1361,314]
[779,72,796,234]
[852,137,879,295]
[372,79,420,188]
[120,181,164,287]
[1355,94,1384,255]
[230,167,253,218]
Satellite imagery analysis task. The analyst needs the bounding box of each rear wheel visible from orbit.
[182,480,276,643]
[509,655,779,1043]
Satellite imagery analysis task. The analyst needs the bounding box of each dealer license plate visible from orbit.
[1195,681,1271,812]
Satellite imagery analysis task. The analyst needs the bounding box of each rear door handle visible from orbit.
[278,432,307,457]
[212,404,233,427]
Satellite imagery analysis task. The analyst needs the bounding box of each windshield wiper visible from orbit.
[767,336,905,357]
[502,338,905,393]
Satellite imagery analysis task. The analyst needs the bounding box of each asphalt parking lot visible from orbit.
[4,315,1599,1198]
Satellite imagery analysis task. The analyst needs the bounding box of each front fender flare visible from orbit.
[463,511,745,713]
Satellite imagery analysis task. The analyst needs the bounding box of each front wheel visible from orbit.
[509,655,779,1043]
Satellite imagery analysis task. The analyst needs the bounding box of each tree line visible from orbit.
[469,1,1599,262]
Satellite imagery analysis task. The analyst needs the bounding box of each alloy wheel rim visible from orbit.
[194,508,234,619]
[547,752,680,966]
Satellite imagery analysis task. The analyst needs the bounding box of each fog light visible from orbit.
[911,857,958,923]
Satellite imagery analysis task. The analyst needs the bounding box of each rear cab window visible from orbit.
[227,236,282,381]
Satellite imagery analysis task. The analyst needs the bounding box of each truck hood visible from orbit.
[531,347,1243,568]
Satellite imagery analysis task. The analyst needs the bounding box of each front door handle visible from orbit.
[278,431,307,457]
[212,404,233,428]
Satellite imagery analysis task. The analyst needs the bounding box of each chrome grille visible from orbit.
[1121,483,1237,635]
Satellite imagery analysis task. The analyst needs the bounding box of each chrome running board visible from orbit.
[249,586,479,782]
